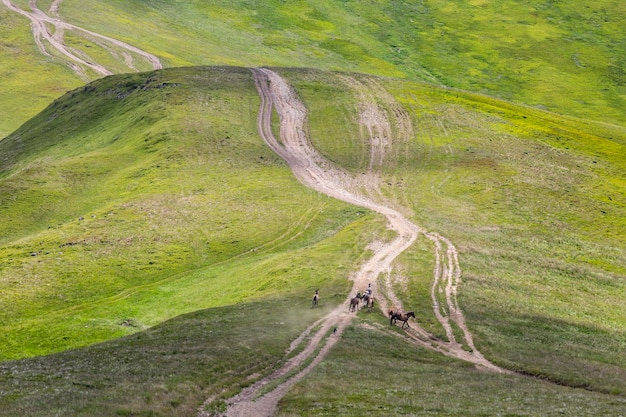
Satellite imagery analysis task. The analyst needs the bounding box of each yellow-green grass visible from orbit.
[278,68,624,393]
[0,67,387,360]
[0,65,624,414]
[2,0,624,138]
[0,7,84,138]
[43,0,626,126]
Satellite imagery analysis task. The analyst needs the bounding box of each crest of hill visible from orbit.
[2,0,625,139]
[0,66,262,240]
[0,65,375,361]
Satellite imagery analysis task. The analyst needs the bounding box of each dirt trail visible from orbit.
[201,69,508,416]
[3,1,508,413]
[3,0,161,80]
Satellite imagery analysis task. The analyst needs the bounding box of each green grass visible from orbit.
[278,318,626,416]
[0,0,624,410]
[0,295,338,417]
[0,7,84,137]
[1,0,624,137]
[0,67,386,360]
[273,68,625,394]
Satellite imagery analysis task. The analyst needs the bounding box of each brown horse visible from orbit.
[361,293,373,305]
[365,295,375,313]
[389,310,415,328]
[349,296,360,312]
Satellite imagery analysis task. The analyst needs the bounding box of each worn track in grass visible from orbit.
[2,0,161,79]
[208,68,508,417]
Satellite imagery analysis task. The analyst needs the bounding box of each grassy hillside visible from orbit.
[0,0,624,414]
[283,68,625,392]
[0,6,84,137]
[0,67,377,360]
[0,66,624,415]
[1,0,624,137]
[279,319,626,417]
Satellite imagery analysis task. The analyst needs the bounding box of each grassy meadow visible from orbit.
[0,66,624,415]
[282,68,625,394]
[0,296,339,417]
[0,0,624,415]
[0,6,84,138]
[0,67,381,360]
[278,320,626,417]
[1,0,625,137]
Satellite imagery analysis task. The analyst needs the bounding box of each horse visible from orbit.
[349,296,360,312]
[361,292,372,305]
[312,291,319,307]
[389,310,415,328]
[365,295,375,313]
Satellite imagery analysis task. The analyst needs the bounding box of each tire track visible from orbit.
[3,0,161,80]
[208,69,507,416]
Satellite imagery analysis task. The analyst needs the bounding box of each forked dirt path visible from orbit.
[3,2,507,408]
[2,0,161,79]
[202,69,508,416]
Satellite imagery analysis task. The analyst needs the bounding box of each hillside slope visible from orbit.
[0,0,624,414]
[1,0,625,137]
[0,67,624,416]
[0,66,373,360]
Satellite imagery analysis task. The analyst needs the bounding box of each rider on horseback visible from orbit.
[362,283,373,303]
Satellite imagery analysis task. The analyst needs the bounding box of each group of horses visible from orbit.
[313,290,415,329]
[349,291,375,313]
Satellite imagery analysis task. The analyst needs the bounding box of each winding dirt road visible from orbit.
[3,0,161,79]
[200,69,508,417]
[3,2,507,412]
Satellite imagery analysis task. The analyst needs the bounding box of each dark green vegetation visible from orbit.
[1,0,625,415]
[279,321,626,417]
[0,297,336,417]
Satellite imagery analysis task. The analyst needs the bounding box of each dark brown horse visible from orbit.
[389,310,415,328]
[361,293,373,306]
[349,296,360,312]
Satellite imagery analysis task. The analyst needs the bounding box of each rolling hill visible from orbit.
[0,0,624,416]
